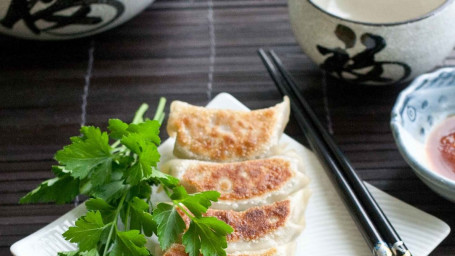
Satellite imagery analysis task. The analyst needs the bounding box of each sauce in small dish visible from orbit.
[426,115,455,181]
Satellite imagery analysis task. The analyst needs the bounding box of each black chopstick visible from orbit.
[257,48,389,255]
[258,49,411,256]
[267,50,412,256]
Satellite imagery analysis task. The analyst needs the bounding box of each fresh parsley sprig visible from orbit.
[20,98,233,256]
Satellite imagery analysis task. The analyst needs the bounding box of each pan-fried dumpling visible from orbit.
[166,97,290,162]
[151,191,306,255]
[160,242,296,256]
[161,155,310,210]
[181,189,310,253]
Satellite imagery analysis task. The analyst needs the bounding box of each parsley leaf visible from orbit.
[183,217,233,256]
[58,249,100,256]
[58,251,78,256]
[85,198,116,223]
[120,133,144,155]
[122,134,160,185]
[150,169,179,188]
[182,223,200,256]
[170,187,220,218]
[125,162,150,186]
[20,174,79,204]
[108,119,129,140]
[129,197,156,236]
[80,249,100,256]
[120,120,160,148]
[181,191,220,218]
[152,203,186,250]
[128,182,152,200]
[92,180,127,203]
[63,211,107,251]
[127,120,161,145]
[55,126,112,180]
[110,230,150,256]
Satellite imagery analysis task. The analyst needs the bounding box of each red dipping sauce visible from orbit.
[426,116,455,181]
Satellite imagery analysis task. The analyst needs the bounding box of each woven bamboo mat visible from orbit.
[0,0,454,255]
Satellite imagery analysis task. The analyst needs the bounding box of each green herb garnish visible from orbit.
[20,98,233,256]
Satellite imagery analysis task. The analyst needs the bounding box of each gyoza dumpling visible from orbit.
[161,155,310,211]
[184,189,310,253]
[152,191,307,255]
[160,242,296,256]
[166,97,290,162]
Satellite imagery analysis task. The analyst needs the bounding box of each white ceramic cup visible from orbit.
[288,0,455,85]
[0,0,153,40]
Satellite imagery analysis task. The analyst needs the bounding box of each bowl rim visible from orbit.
[307,0,455,27]
[391,67,455,190]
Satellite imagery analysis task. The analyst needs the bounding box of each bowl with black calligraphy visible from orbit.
[0,0,154,40]
[288,0,455,85]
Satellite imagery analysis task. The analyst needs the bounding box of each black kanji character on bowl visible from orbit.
[1,0,124,36]
[317,24,411,85]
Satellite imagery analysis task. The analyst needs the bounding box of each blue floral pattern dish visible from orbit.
[391,67,455,202]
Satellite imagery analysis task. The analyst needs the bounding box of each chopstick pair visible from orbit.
[258,49,412,256]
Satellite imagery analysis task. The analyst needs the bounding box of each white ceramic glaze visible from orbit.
[11,93,450,256]
[312,0,446,24]
[391,68,455,202]
[288,0,455,85]
[0,0,154,40]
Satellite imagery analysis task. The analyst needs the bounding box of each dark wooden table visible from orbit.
[1,0,454,255]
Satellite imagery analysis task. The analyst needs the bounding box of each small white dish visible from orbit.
[391,67,455,202]
[12,93,450,256]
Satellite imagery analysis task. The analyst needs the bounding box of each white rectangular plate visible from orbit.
[11,93,450,256]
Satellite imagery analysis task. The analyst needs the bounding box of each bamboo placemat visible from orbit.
[0,0,454,255]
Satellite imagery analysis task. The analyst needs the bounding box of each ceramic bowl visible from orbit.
[288,0,455,85]
[0,0,154,40]
[391,67,455,202]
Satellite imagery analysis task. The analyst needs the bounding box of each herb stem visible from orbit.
[132,103,149,124]
[153,97,166,123]
[103,192,127,256]
[176,203,196,221]
[158,114,165,125]
[125,205,131,230]
[162,187,197,222]
[111,140,121,148]
[163,186,172,198]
